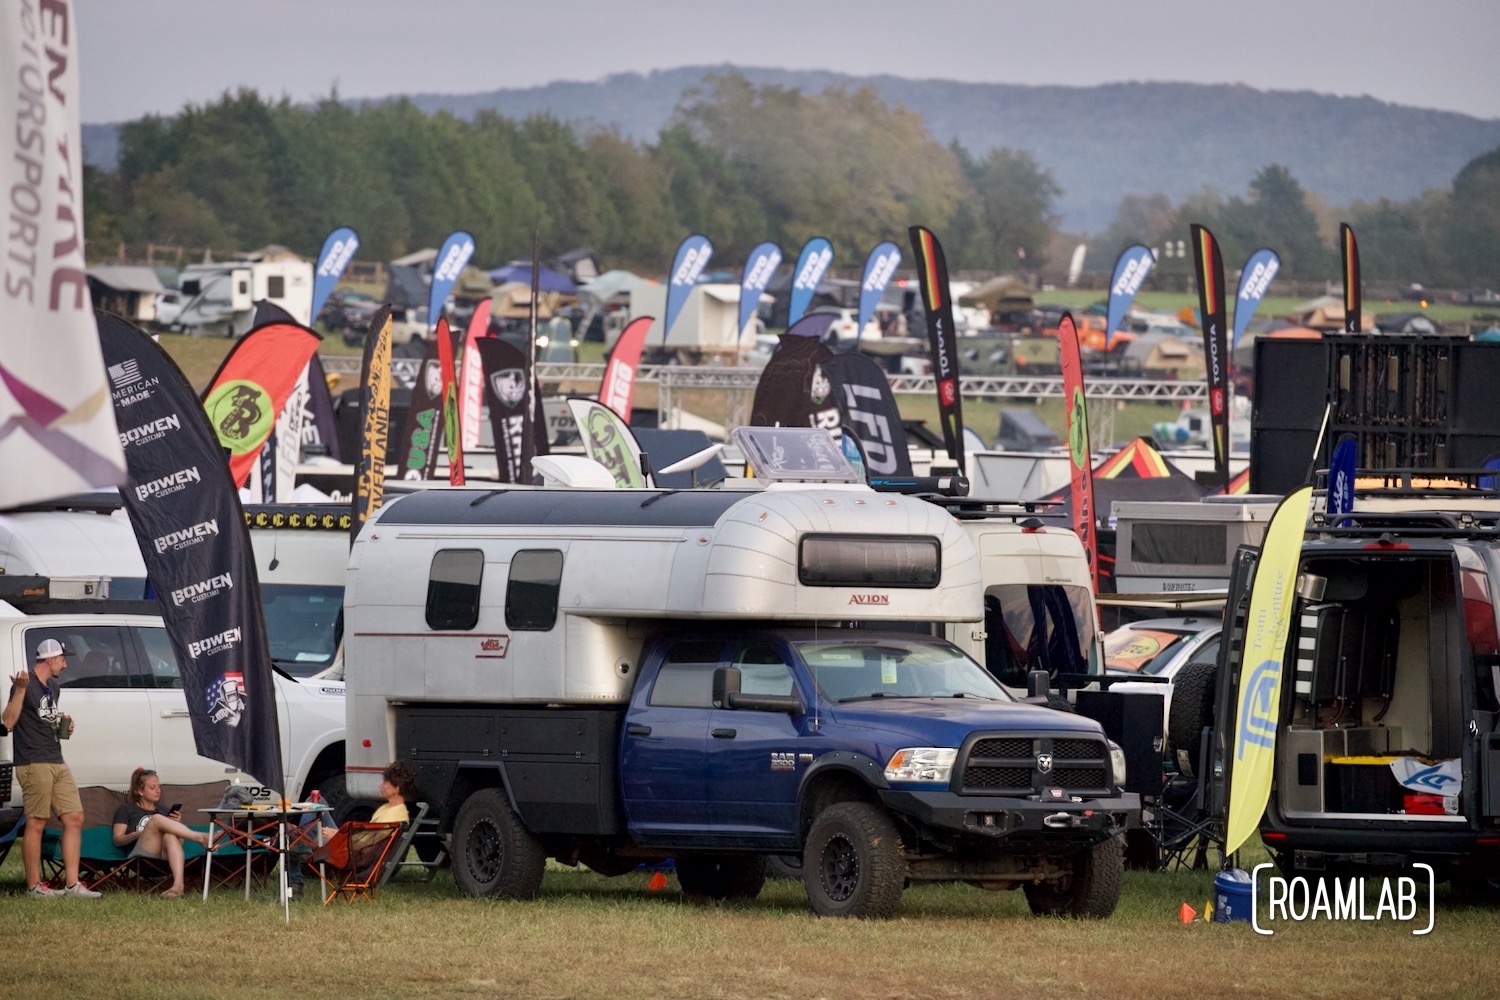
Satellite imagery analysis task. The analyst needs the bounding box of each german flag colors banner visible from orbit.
[908,226,965,475]
[1059,313,1098,590]
[201,322,322,488]
[1340,223,1361,335]
[1190,224,1230,483]
[1225,485,1312,857]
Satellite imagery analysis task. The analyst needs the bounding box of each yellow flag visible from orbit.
[1224,486,1313,857]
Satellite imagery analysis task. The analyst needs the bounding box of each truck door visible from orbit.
[21,624,154,790]
[706,641,804,842]
[620,638,717,840]
[135,626,247,787]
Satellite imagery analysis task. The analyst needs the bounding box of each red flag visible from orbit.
[600,317,654,421]
[200,322,322,488]
[459,299,492,451]
[433,317,463,485]
[1059,313,1098,591]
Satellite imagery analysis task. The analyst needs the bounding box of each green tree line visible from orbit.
[84,72,1499,286]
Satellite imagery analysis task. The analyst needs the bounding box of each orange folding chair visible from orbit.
[307,821,403,905]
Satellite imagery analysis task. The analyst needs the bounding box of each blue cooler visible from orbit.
[1213,868,1254,923]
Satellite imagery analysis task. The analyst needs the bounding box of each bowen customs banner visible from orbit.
[458,298,491,452]
[1190,224,1230,484]
[1059,313,1099,591]
[567,398,645,488]
[749,314,837,431]
[823,352,912,478]
[352,307,393,541]
[1106,244,1154,350]
[393,328,444,480]
[97,312,283,790]
[311,226,359,319]
[1225,485,1312,857]
[1340,223,1361,335]
[788,237,834,327]
[856,242,901,347]
[429,231,475,336]
[908,226,966,475]
[201,322,322,489]
[478,337,547,484]
[0,1,127,507]
[1232,248,1280,353]
[738,242,782,340]
[663,234,712,345]
[600,316,654,421]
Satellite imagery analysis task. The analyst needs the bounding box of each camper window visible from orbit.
[648,640,724,708]
[505,550,564,631]
[426,549,484,630]
[1130,522,1226,567]
[267,275,285,298]
[799,535,940,588]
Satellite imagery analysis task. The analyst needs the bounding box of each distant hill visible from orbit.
[83,66,1500,233]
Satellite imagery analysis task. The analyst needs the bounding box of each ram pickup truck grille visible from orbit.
[959,735,1112,797]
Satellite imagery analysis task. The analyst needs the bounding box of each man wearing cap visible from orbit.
[2,639,101,898]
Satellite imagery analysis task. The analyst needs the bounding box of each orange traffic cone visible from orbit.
[1179,901,1197,924]
[648,871,669,892]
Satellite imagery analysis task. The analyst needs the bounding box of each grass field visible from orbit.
[1,845,1493,999]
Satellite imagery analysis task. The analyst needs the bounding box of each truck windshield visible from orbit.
[798,637,1010,702]
[262,583,342,678]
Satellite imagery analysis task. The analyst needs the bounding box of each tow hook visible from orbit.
[1043,812,1080,829]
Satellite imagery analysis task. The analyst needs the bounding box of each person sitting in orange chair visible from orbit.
[111,767,210,898]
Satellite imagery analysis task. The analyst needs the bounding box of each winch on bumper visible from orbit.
[880,787,1139,840]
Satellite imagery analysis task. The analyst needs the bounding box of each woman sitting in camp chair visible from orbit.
[307,762,416,903]
[111,767,211,898]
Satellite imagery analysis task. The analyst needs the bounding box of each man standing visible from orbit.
[2,639,102,897]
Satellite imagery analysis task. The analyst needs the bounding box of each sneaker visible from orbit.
[26,884,59,898]
[61,882,101,899]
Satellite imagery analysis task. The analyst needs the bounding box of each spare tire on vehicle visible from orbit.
[1167,659,1217,776]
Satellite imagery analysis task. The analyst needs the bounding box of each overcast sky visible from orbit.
[76,0,1500,123]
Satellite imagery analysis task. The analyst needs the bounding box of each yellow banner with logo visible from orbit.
[1225,485,1313,857]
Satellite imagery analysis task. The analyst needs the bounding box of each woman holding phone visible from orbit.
[111,767,210,898]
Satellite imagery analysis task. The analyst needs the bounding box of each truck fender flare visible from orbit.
[797,752,889,837]
[448,760,525,826]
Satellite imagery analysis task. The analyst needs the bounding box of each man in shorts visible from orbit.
[2,638,101,897]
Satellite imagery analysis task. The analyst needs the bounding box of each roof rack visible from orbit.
[0,492,124,515]
[1309,508,1500,537]
[1313,467,1500,497]
[0,575,160,615]
[919,495,1068,522]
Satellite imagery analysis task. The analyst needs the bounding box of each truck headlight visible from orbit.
[1107,740,1128,787]
[884,747,958,783]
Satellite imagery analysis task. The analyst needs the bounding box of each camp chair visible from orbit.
[41,823,214,893]
[307,821,403,904]
[385,803,446,883]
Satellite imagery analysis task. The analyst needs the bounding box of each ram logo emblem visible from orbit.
[1036,753,1054,774]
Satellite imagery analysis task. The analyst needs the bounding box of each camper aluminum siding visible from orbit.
[1111,497,1278,594]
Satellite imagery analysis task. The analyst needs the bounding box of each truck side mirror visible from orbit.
[1027,669,1051,699]
[712,666,742,709]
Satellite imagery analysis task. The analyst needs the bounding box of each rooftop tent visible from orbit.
[488,260,577,294]
[547,248,600,283]
[1039,436,1209,522]
[959,275,1033,311]
[1120,332,1205,377]
[578,269,650,307]
[490,282,563,319]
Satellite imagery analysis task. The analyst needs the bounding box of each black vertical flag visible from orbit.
[822,352,913,478]
[97,312,284,790]
[749,315,837,430]
[908,226,966,475]
[478,337,547,483]
[1190,223,1231,484]
[353,306,394,541]
[393,334,443,480]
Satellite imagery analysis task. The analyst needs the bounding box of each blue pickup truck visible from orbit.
[396,625,1137,919]
[345,470,1140,919]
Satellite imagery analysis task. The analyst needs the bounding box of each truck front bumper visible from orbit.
[879,788,1140,840]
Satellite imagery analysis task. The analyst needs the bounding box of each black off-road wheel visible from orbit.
[676,856,767,901]
[1023,835,1124,918]
[451,787,546,899]
[803,802,906,919]
[1168,659,1217,776]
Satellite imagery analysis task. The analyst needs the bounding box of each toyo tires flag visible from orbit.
[311,226,359,319]
[1106,244,1154,350]
[1232,248,1280,353]
[738,242,782,340]
[429,231,475,336]
[663,234,712,345]
[788,237,833,327]
[857,242,902,347]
